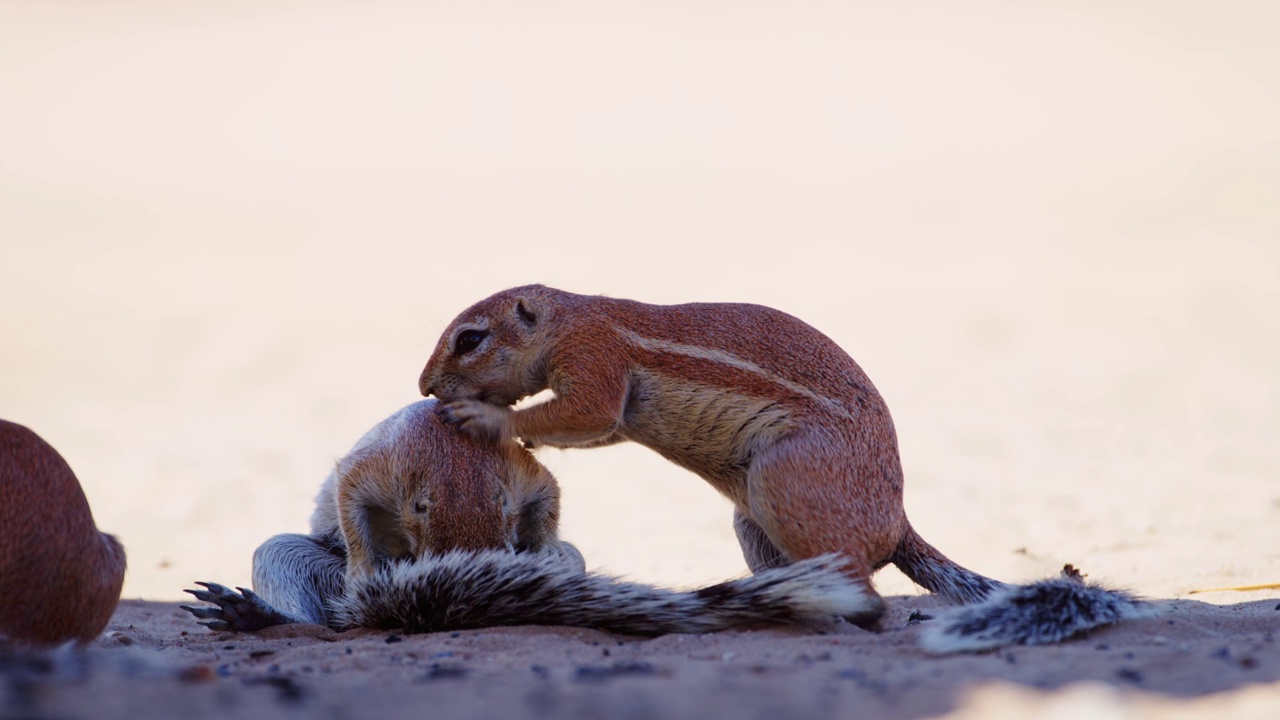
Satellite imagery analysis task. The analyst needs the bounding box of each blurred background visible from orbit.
[1,1,1276,601]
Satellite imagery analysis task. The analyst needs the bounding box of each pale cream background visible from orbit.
[1,0,1276,624]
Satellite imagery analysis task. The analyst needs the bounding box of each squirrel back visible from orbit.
[0,420,126,646]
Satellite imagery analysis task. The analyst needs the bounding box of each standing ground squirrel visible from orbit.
[0,420,126,646]
[419,285,1152,651]
[184,400,871,635]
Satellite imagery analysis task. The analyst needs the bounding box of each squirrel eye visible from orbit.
[454,329,488,355]
[412,500,429,514]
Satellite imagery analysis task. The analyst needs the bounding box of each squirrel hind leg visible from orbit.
[248,533,347,627]
[183,533,346,632]
[732,509,791,573]
[740,432,901,628]
[732,510,886,628]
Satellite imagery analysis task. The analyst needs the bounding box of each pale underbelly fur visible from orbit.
[618,368,796,506]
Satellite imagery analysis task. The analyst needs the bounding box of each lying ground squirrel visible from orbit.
[0,420,126,646]
[184,400,870,635]
[419,285,1152,651]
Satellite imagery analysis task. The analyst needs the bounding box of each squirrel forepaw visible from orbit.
[439,400,515,443]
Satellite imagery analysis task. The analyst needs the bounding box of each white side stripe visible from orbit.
[615,329,854,420]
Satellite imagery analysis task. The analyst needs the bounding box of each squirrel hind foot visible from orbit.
[182,582,300,633]
[917,573,1155,654]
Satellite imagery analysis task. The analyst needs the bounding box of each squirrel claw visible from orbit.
[179,604,223,620]
[439,400,513,444]
[182,581,297,632]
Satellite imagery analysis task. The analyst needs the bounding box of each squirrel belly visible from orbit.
[185,400,876,636]
[419,285,1152,649]
[0,420,127,646]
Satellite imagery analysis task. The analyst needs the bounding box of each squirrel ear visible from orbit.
[514,298,539,327]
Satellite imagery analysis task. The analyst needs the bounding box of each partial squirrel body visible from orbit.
[0,420,126,646]
[419,286,951,611]
[326,398,565,580]
[185,400,877,635]
[419,285,1153,648]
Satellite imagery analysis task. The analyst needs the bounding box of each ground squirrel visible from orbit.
[0,420,126,646]
[419,285,1152,651]
[184,400,871,635]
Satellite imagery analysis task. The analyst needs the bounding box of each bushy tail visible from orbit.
[892,526,1153,653]
[891,526,1008,604]
[331,550,877,636]
[917,565,1155,653]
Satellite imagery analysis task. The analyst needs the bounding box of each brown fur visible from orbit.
[0,420,126,646]
[419,285,1002,621]
[333,402,563,581]
[185,400,880,635]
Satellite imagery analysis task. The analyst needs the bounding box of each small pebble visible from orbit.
[243,675,305,703]
[177,665,216,683]
[1116,668,1143,684]
[420,664,469,681]
[574,662,658,682]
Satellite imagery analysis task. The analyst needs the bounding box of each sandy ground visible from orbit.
[2,1,1278,717]
[3,597,1277,720]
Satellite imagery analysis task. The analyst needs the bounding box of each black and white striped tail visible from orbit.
[332,550,877,636]
[918,565,1155,653]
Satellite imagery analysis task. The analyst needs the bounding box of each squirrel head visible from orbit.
[419,285,557,406]
[336,400,556,576]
